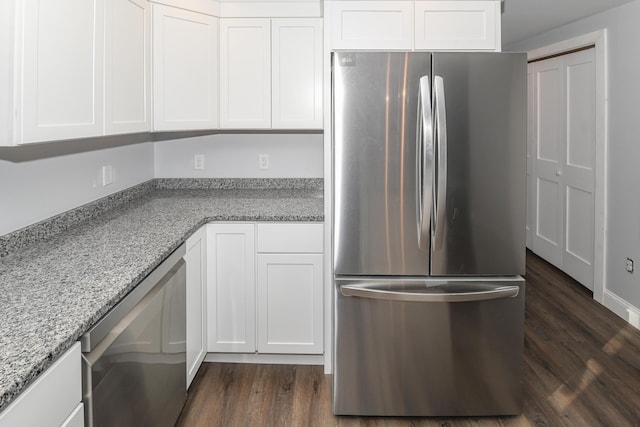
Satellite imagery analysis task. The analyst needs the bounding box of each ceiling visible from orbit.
[501,0,637,46]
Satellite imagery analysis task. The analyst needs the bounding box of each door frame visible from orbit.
[527,30,607,304]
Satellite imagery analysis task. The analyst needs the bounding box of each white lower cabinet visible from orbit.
[60,403,84,427]
[184,226,207,388]
[0,343,83,427]
[206,223,256,353]
[257,253,323,354]
[206,222,323,356]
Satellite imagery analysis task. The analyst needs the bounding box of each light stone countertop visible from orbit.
[0,180,323,412]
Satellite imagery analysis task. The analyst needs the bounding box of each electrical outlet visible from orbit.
[102,165,113,186]
[259,154,270,170]
[626,257,634,274]
[194,154,205,170]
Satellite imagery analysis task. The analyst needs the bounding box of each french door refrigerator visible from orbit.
[332,52,527,416]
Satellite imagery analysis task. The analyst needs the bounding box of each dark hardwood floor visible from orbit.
[176,251,640,426]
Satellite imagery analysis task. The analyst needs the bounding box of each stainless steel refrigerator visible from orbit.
[332,52,527,416]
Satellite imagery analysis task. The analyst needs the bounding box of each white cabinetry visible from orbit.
[414,1,499,50]
[328,1,413,50]
[0,343,83,427]
[4,0,151,145]
[206,223,256,353]
[272,18,323,129]
[0,1,15,145]
[327,0,501,51]
[152,4,218,131]
[184,226,207,388]
[219,18,323,129]
[105,0,151,134]
[256,223,323,354]
[219,19,271,129]
[16,0,105,144]
[206,222,324,356]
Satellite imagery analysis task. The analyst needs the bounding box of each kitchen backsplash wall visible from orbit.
[154,133,323,178]
[0,138,154,236]
[0,132,323,237]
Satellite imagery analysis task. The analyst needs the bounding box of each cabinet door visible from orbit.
[0,1,14,145]
[207,223,256,353]
[105,0,151,134]
[17,0,104,143]
[271,18,323,129]
[153,4,218,131]
[257,254,323,354]
[219,18,271,129]
[328,1,413,50]
[414,1,500,51]
[0,343,81,427]
[60,403,84,427]
[185,226,207,388]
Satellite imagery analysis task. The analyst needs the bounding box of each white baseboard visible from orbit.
[603,289,640,329]
[204,353,325,365]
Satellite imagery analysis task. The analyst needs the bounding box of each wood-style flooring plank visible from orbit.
[176,251,640,426]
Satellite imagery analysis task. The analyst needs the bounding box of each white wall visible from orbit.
[154,133,323,178]
[507,1,640,312]
[0,137,154,236]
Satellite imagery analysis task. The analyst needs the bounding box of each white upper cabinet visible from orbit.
[105,0,151,134]
[219,17,322,130]
[153,4,218,131]
[327,0,501,51]
[414,1,500,50]
[328,1,413,50]
[219,18,271,129]
[271,18,323,129]
[0,1,14,146]
[5,0,151,145]
[17,0,105,144]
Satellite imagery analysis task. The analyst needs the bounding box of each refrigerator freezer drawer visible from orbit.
[333,277,525,416]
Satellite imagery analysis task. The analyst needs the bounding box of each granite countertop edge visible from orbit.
[0,178,324,412]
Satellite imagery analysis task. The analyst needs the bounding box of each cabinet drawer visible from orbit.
[0,343,81,427]
[257,223,323,253]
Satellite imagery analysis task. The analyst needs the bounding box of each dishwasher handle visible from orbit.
[340,283,520,303]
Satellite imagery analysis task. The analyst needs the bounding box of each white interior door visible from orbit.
[562,49,596,289]
[532,57,564,268]
[530,48,595,290]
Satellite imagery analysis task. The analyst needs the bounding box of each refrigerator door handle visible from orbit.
[340,284,520,302]
[416,75,433,250]
[433,76,448,250]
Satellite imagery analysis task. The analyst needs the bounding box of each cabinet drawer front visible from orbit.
[0,343,81,427]
[257,223,323,253]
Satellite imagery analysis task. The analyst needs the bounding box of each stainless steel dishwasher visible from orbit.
[81,244,187,427]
